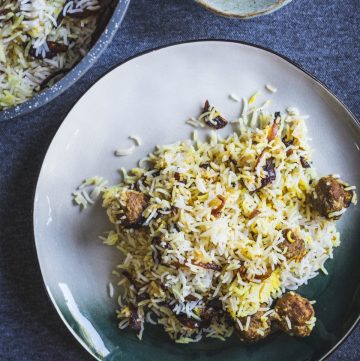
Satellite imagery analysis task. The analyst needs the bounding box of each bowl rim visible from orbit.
[32,39,360,361]
[194,0,293,19]
[0,0,130,123]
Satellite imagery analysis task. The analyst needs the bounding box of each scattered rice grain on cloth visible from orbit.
[78,94,356,343]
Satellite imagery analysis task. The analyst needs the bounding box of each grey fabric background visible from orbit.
[0,0,359,360]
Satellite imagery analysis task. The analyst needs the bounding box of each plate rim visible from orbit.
[32,39,360,361]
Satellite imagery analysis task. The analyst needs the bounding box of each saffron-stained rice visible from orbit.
[77,94,356,343]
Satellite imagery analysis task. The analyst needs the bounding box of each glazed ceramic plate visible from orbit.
[195,0,293,18]
[33,41,360,361]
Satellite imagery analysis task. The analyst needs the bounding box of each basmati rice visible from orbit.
[0,0,103,110]
[76,93,356,343]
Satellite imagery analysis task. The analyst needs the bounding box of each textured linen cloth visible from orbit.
[0,0,359,360]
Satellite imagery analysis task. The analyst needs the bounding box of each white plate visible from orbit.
[33,41,360,361]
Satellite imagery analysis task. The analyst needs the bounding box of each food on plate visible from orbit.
[201,100,228,129]
[75,93,356,343]
[235,307,272,343]
[119,190,149,226]
[0,0,112,110]
[310,176,354,219]
[278,229,306,261]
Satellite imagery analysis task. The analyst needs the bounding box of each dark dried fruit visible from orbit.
[200,307,216,329]
[229,157,238,166]
[28,46,45,60]
[300,156,311,168]
[282,137,294,148]
[129,304,141,331]
[47,41,69,53]
[136,292,149,303]
[195,262,222,272]
[199,163,210,169]
[29,41,68,60]
[259,157,276,189]
[152,236,172,265]
[152,236,171,250]
[202,100,228,129]
[207,298,223,311]
[174,172,185,183]
[152,170,161,177]
[178,299,222,330]
[122,270,138,291]
[152,236,162,246]
[176,314,200,329]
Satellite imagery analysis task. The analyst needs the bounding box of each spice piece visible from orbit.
[211,195,226,217]
[202,100,228,129]
[300,156,311,168]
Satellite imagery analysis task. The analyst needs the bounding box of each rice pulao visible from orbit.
[88,99,356,343]
[0,0,106,110]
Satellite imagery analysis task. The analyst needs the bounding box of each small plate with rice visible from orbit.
[0,0,129,121]
[33,40,360,361]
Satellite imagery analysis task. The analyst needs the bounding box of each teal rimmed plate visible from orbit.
[33,40,360,361]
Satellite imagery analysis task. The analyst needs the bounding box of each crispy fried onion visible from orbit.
[210,195,226,217]
[267,112,281,142]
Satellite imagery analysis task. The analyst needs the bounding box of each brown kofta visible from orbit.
[274,292,314,337]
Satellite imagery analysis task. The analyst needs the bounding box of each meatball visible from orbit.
[123,191,148,225]
[236,310,272,343]
[274,292,314,337]
[279,229,307,261]
[311,176,353,219]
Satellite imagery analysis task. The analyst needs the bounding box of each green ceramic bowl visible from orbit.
[34,41,360,361]
[195,0,293,18]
